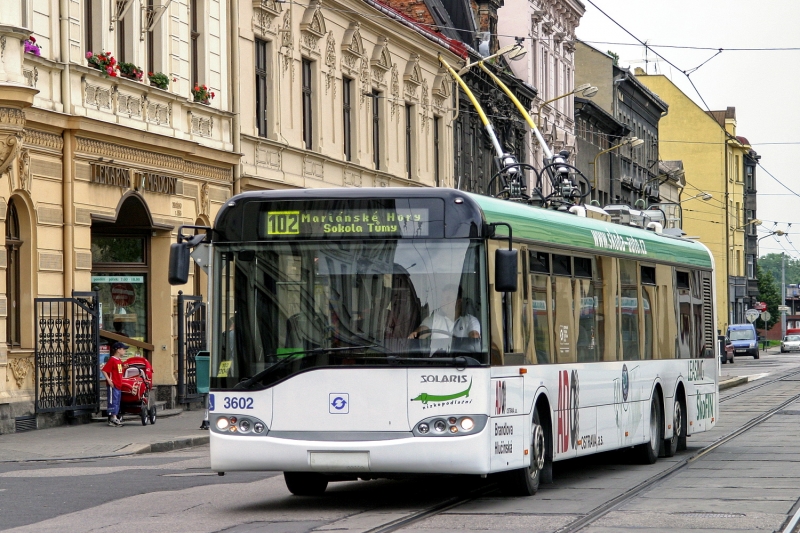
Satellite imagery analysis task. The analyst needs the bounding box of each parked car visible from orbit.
[721,337,734,364]
[727,323,759,359]
[781,335,800,353]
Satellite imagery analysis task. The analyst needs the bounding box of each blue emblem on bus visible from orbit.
[329,393,349,414]
[209,394,215,412]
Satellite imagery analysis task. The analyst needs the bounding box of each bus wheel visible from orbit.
[284,472,328,496]
[499,409,546,496]
[663,398,682,458]
[676,396,688,452]
[637,394,662,465]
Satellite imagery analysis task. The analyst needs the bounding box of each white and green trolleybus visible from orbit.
[169,187,718,496]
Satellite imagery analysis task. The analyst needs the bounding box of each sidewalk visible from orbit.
[0,409,209,463]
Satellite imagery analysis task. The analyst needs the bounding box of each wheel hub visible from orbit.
[531,423,545,473]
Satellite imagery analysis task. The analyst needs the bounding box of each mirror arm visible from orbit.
[177,225,212,246]
[489,222,513,250]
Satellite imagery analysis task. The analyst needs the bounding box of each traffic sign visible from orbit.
[755,301,767,311]
[761,311,772,322]
[745,309,760,323]
[778,305,791,313]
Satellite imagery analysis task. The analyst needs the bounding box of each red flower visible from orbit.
[210,92,215,98]
[29,36,36,43]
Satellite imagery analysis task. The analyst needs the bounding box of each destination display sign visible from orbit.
[255,199,443,239]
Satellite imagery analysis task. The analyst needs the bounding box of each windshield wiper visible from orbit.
[233,344,378,390]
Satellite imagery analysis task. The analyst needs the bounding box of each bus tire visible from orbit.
[637,393,662,465]
[284,472,328,496]
[663,397,682,458]
[677,395,688,452]
[499,409,546,496]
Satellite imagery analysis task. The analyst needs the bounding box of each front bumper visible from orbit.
[210,426,493,474]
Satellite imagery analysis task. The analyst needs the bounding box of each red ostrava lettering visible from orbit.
[557,370,570,453]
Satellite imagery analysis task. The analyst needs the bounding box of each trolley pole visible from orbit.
[782,253,787,339]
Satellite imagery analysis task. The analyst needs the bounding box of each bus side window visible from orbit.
[641,265,656,360]
[552,254,575,363]
[575,256,599,362]
[529,251,552,364]
[520,248,532,363]
[656,264,676,359]
[599,256,617,361]
[502,245,526,366]
[619,259,640,360]
[676,270,692,359]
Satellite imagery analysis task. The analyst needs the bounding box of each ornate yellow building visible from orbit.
[0,0,462,433]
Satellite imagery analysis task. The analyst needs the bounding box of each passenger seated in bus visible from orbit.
[408,286,480,341]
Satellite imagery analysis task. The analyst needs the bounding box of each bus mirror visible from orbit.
[495,249,518,292]
[168,242,191,285]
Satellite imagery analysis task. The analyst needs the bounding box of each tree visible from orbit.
[607,50,619,66]
[756,264,781,330]
[759,253,800,288]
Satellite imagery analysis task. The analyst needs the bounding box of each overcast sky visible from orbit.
[573,0,800,258]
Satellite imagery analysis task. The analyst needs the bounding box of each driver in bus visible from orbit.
[408,286,480,344]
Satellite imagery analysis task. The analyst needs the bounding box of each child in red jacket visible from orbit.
[102,342,127,427]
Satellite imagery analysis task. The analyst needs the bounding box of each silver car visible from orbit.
[781,335,800,353]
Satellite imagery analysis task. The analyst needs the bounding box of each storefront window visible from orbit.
[92,274,148,356]
[92,234,148,358]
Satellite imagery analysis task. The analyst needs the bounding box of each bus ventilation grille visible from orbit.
[14,415,37,433]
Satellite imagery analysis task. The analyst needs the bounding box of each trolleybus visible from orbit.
[169,187,718,496]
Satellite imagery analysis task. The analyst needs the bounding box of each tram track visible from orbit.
[361,370,800,533]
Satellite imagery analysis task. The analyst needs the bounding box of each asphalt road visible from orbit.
[3,349,798,533]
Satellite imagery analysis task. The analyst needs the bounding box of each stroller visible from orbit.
[118,356,157,425]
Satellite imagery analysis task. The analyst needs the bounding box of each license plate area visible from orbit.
[308,451,370,471]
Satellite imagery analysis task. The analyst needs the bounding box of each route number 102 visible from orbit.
[267,211,300,235]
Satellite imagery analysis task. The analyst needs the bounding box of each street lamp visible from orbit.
[457,42,527,75]
[757,229,786,243]
[534,83,599,128]
[650,192,713,230]
[591,137,644,201]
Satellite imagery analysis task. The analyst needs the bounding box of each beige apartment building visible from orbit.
[0,0,462,432]
[237,0,460,191]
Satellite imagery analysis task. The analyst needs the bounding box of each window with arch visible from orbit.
[6,201,21,347]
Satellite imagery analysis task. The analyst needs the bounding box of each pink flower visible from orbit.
[106,67,114,74]
[86,51,93,59]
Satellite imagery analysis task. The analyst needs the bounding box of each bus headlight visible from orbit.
[212,415,268,436]
[413,415,487,437]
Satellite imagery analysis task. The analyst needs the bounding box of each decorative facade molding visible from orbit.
[8,356,33,388]
[0,108,25,126]
[75,137,232,181]
[432,71,451,113]
[403,54,422,101]
[370,36,391,86]
[324,32,337,96]
[23,66,39,88]
[17,148,31,193]
[279,9,294,79]
[390,64,399,118]
[252,0,282,37]
[421,78,430,130]
[23,129,63,152]
[189,112,213,138]
[85,83,112,110]
[299,0,326,55]
[199,182,210,215]
[302,154,324,180]
[0,134,22,177]
[145,99,172,125]
[343,167,362,187]
[117,93,144,118]
[340,22,364,78]
[255,143,282,170]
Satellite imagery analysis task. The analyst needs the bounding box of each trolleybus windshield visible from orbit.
[212,238,488,390]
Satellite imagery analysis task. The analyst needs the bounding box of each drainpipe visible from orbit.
[59,0,70,114]
[229,0,241,194]
[63,131,74,296]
